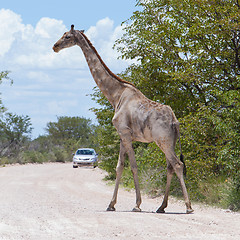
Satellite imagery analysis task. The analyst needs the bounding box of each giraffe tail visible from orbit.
[178,132,186,177]
[173,121,187,176]
[180,152,186,177]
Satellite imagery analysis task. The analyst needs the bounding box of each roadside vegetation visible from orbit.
[0,113,98,165]
[92,0,240,211]
[1,0,239,211]
[0,75,98,165]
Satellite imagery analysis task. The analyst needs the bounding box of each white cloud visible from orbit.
[47,100,78,116]
[86,18,132,71]
[87,17,114,40]
[0,9,25,56]
[27,71,51,83]
[35,17,66,39]
[0,9,131,138]
[0,11,128,73]
[0,12,81,70]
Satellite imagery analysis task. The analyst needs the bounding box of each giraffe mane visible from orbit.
[79,31,135,88]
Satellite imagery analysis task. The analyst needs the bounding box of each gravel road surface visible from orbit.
[0,163,239,240]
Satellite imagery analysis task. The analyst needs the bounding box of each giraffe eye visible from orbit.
[65,36,71,39]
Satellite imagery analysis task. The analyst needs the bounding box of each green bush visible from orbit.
[53,148,69,163]
[225,179,240,211]
[20,151,45,164]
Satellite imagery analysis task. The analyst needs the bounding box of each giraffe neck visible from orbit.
[75,31,129,108]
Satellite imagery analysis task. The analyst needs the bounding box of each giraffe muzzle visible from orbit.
[52,44,60,53]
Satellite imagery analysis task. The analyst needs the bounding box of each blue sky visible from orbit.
[0,0,138,138]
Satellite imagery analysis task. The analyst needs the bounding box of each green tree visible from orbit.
[14,116,98,165]
[92,0,240,209]
[0,71,33,163]
[0,113,32,157]
[115,0,240,114]
[0,71,12,114]
[45,116,97,150]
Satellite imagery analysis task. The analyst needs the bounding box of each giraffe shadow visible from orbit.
[157,212,188,215]
[140,211,187,215]
[99,210,188,215]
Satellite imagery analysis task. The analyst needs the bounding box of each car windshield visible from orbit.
[76,149,95,155]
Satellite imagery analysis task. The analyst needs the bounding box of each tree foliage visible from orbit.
[92,0,240,210]
[43,116,98,159]
[0,71,98,165]
[46,116,95,144]
[0,112,32,157]
[115,0,240,115]
[0,71,32,159]
[0,71,12,114]
[0,115,98,165]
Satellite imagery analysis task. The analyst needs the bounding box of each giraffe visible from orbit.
[53,25,194,214]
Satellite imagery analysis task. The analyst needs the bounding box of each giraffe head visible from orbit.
[53,25,84,52]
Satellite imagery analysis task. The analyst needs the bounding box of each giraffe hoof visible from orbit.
[156,208,165,213]
[186,209,194,214]
[106,206,116,211]
[132,207,141,212]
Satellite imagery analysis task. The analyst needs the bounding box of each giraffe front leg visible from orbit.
[127,146,142,212]
[107,141,126,211]
[111,126,142,212]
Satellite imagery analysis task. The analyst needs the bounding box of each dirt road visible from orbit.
[0,163,239,240]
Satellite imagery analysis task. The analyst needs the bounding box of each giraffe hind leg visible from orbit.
[156,143,193,213]
[156,163,174,213]
[167,151,193,213]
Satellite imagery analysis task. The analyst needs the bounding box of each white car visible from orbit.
[73,148,98,168]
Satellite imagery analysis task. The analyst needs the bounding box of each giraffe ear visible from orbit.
[80,30,85,33]
[71,24,74,32]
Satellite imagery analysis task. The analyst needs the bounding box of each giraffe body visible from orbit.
[53,25,193,213]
